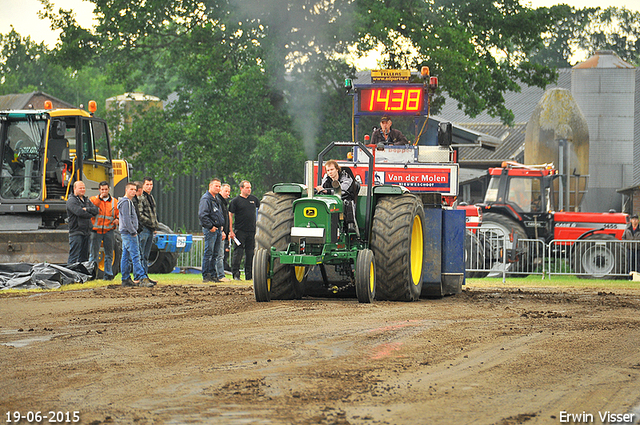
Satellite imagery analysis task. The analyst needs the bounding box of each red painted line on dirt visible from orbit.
[370,342,404,360]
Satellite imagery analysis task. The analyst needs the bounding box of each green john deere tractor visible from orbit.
[253,141,426,303]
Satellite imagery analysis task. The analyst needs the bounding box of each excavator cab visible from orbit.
[0,116,46,200]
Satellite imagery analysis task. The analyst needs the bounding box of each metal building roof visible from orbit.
[0,91,75,110]
[0,93,34,110]
[456,123,527,166]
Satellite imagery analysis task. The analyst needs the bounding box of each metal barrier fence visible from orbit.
[548,239,638,278]
[466,227,640,279]
[466,227,546,279]
[177,235,204,269]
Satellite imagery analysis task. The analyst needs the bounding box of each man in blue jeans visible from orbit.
[66,181,99,265]
[199,178,225,283]
[119,182,154,287]
[137,177,159,279]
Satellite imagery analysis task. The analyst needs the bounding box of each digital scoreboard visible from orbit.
[358,87,425,114]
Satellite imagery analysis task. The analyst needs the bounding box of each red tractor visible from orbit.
[466,162,628,278]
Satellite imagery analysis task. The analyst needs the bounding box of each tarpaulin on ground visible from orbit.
[0,262,97,290]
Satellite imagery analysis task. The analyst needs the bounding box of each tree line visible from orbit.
[1,0,638,196]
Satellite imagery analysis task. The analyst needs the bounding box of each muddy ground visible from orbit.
[1,281,640,425]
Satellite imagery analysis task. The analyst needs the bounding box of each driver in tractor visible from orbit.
[371,115,409,148]
[315,159,360,233]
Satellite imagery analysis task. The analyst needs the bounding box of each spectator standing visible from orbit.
[89,181,119,280]
[199,178,225,283]
[118,182,154,287]
[217,183,232,274]
[229,180,260,280]
[137,177,159,276]
[132,181,144,234]
[623,213,640,274]
[66,180,99,265]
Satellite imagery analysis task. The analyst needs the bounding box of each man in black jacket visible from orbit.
[137,177,159,275]
[229,180,260,281]
[371,115,409,147]
[66,180,99,265]
[199,178,225,283]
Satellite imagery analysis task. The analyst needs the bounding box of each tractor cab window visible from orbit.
[484,177,500,203]
[81,119,110,163]
[506,177,542,212]
[0,119,46,199]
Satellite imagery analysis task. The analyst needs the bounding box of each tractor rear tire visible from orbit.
[573,234,623,279]
[371,194,425,301]
[255,192,302,300]
[148,223,179,274]
[253,248,271,302]
[355,249,375,303]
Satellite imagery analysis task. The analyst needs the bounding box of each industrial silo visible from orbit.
[571,50,636,212]
[524,88,589,210]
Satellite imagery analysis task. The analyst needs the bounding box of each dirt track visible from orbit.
[2,282,640,425]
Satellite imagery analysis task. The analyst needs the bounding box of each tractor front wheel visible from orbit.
[253,249,271,302]
[371,194,425,301]
[355,249,375,303]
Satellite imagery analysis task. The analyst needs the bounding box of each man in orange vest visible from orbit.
[89,181,120,280]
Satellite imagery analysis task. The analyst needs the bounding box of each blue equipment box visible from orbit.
[154,233,193,253]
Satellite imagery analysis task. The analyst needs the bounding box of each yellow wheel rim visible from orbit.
[410,215,424,285]
[369,259,375,293]
[294,266,305,282]
[266,257,271,291]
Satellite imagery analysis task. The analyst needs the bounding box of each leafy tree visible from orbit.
[578,7,640,66]
[528,5,597,68]
[528,6,640,68]
[248,129,307,194]
[0,29,62,96]
[103,21,297,191]
[106,102,178,178]
[0,27,124,109]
